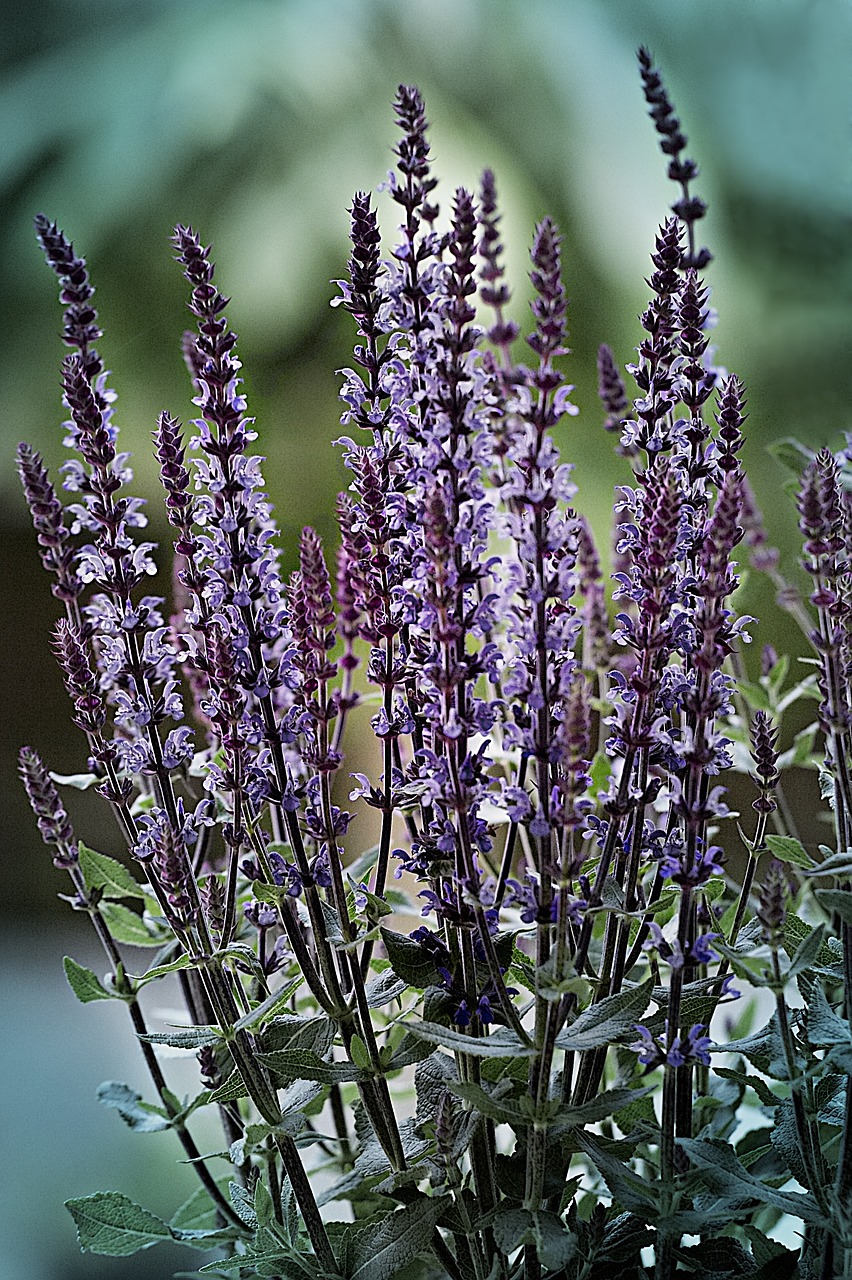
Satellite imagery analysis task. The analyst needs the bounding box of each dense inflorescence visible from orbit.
[19,52,852,1280]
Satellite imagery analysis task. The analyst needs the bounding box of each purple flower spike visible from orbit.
[597,343,630,436]
[19,747,78,868]
[16,443,81,604]
[34,214,104,390]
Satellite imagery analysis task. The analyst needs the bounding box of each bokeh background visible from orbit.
[2,0,850,1275]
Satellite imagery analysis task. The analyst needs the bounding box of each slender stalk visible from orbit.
[67,865,242,1228]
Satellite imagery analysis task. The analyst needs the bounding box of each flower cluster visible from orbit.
[21,54,842,1280]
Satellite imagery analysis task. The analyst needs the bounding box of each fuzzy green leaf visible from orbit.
[63,955,114,1003]
[737,681,772,712]
[405,1021,535,1058]
[767,437,814,476]
[379,927,439,989]
[50,770,100,790]
[365,969,408,1008]
[66,1192,171,1255]
[764,835,814,869]
[96,1081,170,1132]
[232,979,300,1033]
[801,850,852,878]
[803,981,851,1046]
[140,1026,221,1049]
[712,1067,778,1109]
[260,1016,335,1058]
[555,979,653,1052]
[349,1197,448,1280]
[449,1081,526,1127]
[785,922,827,979]
[815,888,852,926]
[679,1137,826,1223]
[257,1048,365,1083]
[78,844,145,899]
[99,901,163,947]
[492,1208,575,1271]
[132,953,198,985]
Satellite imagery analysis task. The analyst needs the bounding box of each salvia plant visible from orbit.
[17,50,852,1280]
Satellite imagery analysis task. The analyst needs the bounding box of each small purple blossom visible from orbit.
[631,1021,712,1069]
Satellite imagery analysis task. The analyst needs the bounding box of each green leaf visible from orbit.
[379,927,438,989]
[49,770,99,790]
[449,1081,526,1127]
[232,979,300,1033]
[350,1034,372,1071]
[764,835,814,869]
[785,922,827,979]
[253,1177,275,1229]
[96,1081,170,1132]
[589,750,613,797]
[803,981,851,1047]
[260,1016,335,1057]
[208,1073,248,1105]
[257,1048,365,1083]
[737,681,772,712]
[99,901,163,946]
[385,1031,434,1071]
[816,888,852,926]
[555,979,653,1052]
[66,1192,172,1255]
[574,1132,661,1220]
[405,1022,535,1058]
[365,969,408,1008]
[131,953,198,985]
[720,1015,788,1077]
[548,1086,656,1135]
[228,1182,257,1228]
[765,654,790,697]
[63,955,114,1003]
[349,1198,448,1280]
[492,1208,575,1272]
[679,1137,826,1223]
[78,843,145,900]
[140,1026,221,1049]
[801,849,852,878]
[767,437,814,476]
[783,913,842,974]
[713,1067,778,1109]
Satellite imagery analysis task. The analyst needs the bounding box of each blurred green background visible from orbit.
[1,0,850,1275]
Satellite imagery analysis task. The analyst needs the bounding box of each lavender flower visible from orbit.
[16,444,81,606]
[631,1020,712,1069]
[750,710,780,815]
[637,47,710,269]
[19,747,78,868]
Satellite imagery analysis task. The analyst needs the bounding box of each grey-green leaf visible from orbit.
[405,1022,534,1058]
[66,1191,172,1255]
[815,888,852,927]
[63,956,114,1003]
[78,843,145,899]
[680,1137,826,1224]
[257,1048,365,1083]
[379,927,438,988]
[764,834,814,869]
[99,901,163,946]
[349,1197,448,1280]
[555,979,653,1052]
[96,1081,171,1132]
[492,1208,575,1271]
[140,1025,221,1049]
